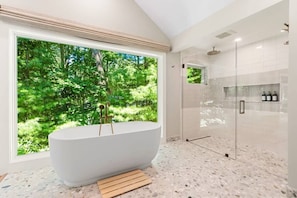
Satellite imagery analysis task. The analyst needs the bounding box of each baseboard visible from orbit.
[166,136,180,142]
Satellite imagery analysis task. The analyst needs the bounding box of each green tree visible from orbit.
[17,37,158,155]
[187,67,202,84]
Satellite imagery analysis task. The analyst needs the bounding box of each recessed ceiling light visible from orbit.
[234,37,242,42]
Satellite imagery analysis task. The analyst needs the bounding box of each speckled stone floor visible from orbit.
[0,139,288,198]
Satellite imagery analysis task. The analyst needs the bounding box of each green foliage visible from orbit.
[17,37,158,155]
[187,67,202,84]
[18,118,48,155]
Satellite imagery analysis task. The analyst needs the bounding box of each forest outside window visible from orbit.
[186,64,207,85]
[16,35,159,156]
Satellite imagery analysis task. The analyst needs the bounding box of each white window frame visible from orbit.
[9,27,166,163]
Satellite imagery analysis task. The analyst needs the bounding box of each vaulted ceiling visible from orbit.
[134,0,289,52]
[134,0,235,39]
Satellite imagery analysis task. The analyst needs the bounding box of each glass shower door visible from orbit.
[181,54,237,158]
[235,36,289,166]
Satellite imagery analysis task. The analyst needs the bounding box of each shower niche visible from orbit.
[224,83,281,112]
[224,83,280,102]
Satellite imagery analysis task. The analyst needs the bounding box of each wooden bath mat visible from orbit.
[0,173,7,182]
[97,169,151,198]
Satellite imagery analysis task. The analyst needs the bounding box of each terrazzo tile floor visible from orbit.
[0,139,288,198]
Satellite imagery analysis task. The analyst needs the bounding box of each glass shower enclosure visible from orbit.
[181,45,238,159]
[181,35,288,162]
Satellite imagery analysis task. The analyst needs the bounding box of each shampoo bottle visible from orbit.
[266,91,272,101]
[262,91,267,101]
[272,91,278,101]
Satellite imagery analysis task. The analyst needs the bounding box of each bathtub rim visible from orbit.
[49,121,161,141]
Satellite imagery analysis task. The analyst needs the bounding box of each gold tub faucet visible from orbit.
[98,102,114,136]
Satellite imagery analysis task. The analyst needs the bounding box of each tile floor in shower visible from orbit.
[196,110,288,161]
[0,137,288,198]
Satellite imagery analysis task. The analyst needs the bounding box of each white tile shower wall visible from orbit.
[182,107,201,140]
[205,69,288,112]
[182,80,206,108]
[209,35,289,79]
[181,49,210,140]
[181,76,206,140]
[180,35,288,142]
[206,35,289,113]
[181,49,210,108]
[181,48,209,67]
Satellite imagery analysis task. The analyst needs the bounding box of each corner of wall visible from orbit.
[288,0,297,191]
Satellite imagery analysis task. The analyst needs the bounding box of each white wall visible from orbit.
[0,21,11,174]
[288,0,297,192]
[166,53,181,139]
[209,35,289,79]
[0,0,170,45]
[0,0,170,174]
[166,49,211,140]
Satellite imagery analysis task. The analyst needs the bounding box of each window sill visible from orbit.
[10,151,50,164]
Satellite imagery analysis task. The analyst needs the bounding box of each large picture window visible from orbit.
[16,36,158,156]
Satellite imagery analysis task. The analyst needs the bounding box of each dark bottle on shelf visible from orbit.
[272,91,278,101]
[262,91,267,101]
[266,91,272,101]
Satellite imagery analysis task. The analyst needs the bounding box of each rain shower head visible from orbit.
[207,46,221,55]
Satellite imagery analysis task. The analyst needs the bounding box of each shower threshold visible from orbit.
[186,135,211,142]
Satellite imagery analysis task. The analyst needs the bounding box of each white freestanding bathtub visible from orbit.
[49,121,161,187]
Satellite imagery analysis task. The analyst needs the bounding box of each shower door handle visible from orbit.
[239,100,245,114]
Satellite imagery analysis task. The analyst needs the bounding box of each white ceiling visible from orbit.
[197,0,289,52]
[134,0,235,39]
[134,0,289,53]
